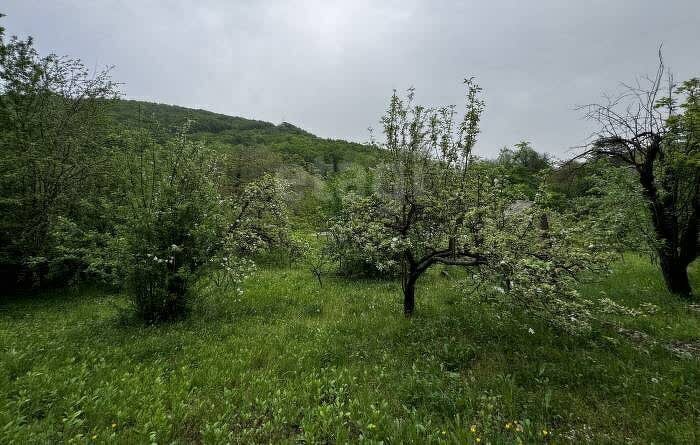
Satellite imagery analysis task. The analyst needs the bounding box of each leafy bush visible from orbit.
[49,216,126,287]
[113,127,225,321]
[108,126,296,322]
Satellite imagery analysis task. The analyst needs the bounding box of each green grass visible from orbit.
[1,257,699,444]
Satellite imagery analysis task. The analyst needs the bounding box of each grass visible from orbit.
[0,256,699,444]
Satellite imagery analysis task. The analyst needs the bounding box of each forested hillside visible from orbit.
[109,100,383,176]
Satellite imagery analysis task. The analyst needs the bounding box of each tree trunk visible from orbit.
[638,162,695,299]
[659,254,692,298]
[403,272,418,316]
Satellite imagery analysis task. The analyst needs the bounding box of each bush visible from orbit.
[114,126,224,321]
[128,259,189,322]
[112,127,296,322]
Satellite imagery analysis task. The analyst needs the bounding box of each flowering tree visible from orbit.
[470,180,614,333]
[330,80,489,315]
[330,80,613,321]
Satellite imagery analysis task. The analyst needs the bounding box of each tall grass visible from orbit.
[0,257,698,443]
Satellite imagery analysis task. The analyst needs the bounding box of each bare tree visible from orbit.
[578,53,698,297]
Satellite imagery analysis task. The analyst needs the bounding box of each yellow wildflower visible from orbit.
[476,438,481,443]
[542,429,549,436]
[470,425,477,433]
[505,422,512,429]
[111,423,117,429]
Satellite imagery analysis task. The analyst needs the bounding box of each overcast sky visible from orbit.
[3,1,699,157]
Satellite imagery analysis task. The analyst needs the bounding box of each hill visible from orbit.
[108,100,382,176]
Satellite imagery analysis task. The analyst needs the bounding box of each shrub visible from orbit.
[112,127,296,322]
[114,126,224,321]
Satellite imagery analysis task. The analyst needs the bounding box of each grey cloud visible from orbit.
[3,0,699,157]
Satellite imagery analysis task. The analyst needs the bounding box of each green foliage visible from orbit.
[545,160,596,208]
[0,25,118,283]
[314,166,385,277]
[223,174,297,257]
[108,100,383,178]
[112,126,224,321]
[326,80,491,304]
[327,193,404,278]
[657,77,700,254]
[576,160,655,254]
[0,16,698,444]
[471,187,616,333]
[103,126,295,322]
[321,165,375,219]
[495,141,551,198]
[48,216,126,287]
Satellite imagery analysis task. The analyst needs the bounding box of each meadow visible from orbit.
[1,255,698,444]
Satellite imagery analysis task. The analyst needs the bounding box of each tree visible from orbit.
[329,80,613,322]
[0,18,118,283]
[496,141,551,198]
[579,56,699,298]
[330,80,489,315]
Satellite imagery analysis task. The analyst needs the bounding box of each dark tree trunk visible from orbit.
[659,254,692,298]
[638,158,695,298]
[403,271,418,316]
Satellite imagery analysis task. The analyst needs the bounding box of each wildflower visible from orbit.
[476,438,481,443]
[505,422,512,429]
[528,327,535,335]
[111,423,117,428]
[470,425,477,433]
[542,429,549,436]
[92,435,97,440]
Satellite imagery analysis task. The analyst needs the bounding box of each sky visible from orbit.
[3,0,699,157]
